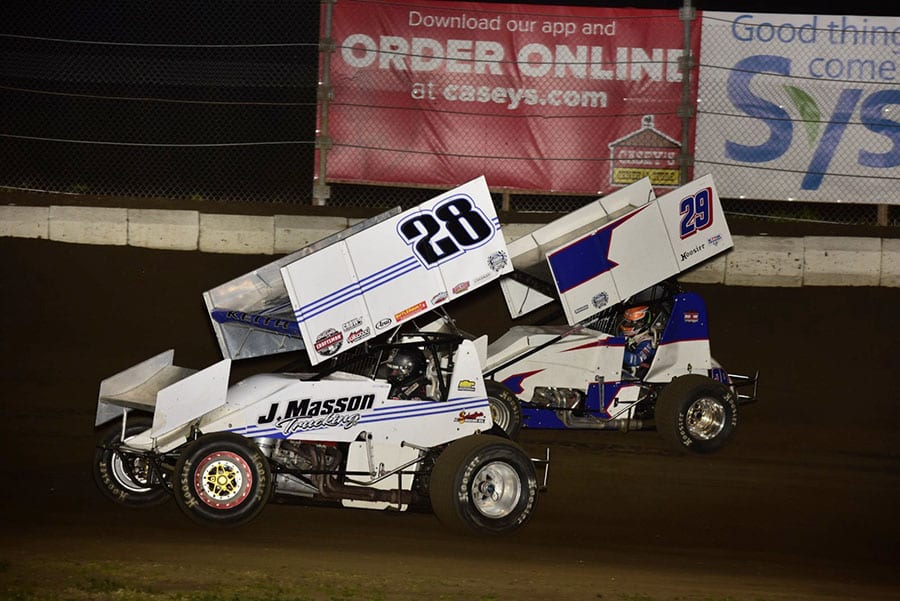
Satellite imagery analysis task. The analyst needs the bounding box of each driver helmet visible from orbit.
[384,348,426,384]
[620,305,651,337]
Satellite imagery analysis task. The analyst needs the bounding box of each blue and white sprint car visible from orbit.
[477,176,758,453]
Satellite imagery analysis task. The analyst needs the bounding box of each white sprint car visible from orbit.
[93,177,547,535]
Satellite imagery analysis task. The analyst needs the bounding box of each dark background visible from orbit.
[0,235,897,599]
[1,1,893,208]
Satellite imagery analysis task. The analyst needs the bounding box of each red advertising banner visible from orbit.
[320,0,698,195]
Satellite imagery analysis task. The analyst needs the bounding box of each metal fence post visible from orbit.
[314,0,336,206]
[678,0,696,186]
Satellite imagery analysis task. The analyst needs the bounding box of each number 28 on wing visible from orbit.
[397,194,496,268]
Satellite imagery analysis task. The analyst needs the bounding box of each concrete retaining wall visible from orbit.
[1,204,895,286]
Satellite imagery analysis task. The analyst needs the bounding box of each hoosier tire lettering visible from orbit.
[429,435,538,536]
[655,374,738,454]
[485,381,523,440]
[92,415,170,508]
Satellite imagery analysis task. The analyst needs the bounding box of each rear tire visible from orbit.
[485,381,522,440]
[93,415,170,508]
[174,433,272,527]
[430,435,537,535]
[656,374,737,454]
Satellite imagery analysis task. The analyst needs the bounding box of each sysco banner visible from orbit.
[696,12,900,203]
[320,0,697,194]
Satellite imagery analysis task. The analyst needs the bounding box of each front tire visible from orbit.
[485,380,523,440]
[430,435,537,535]
[656,374,738,454]
[174,433,272,527]
[93,415,170,508]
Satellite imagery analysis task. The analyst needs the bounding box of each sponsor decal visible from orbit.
[708,233,723,247]
[431,291,449,305]
[457,379,477,392]
[592,292,609,310]
[347,327,371,344]
[314,328,343,356]
[488,250,509,272]
[574,304,589,314]
[257,394,375,434]
[395,301,427,322]
[710,367,730,384]
[342,317,363,331]
[473,272,494,284]
[456,410,486,424]
[680,243,706,262]
[609,116,681,187]
[222,311,294,333]
[452,281,470,294]
[375,317,393,330]
[683,311,699,323]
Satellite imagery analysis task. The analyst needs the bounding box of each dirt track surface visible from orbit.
[1,237,898,600]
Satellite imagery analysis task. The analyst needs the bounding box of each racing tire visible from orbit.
[430,435,538,535]
[485,380,523,440]
[656,374,738,454]
[93,415,170,508]
[174,433,272,527]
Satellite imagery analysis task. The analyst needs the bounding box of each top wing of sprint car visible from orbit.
[203,175,512,365]
[202,208,399,361]
[498,174,733,326]
[97,175,514,431]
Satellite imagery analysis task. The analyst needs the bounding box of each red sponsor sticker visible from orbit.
[314,328,343,355]
[452,281,470,294]
[395,301,427,322]
[456,411,486,424]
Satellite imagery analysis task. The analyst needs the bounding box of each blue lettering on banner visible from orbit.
[725,55,793,165]
[725,55,899,190]
[859,90,900,170]
[802,88,862,189]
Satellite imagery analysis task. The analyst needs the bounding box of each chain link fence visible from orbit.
[694,11,899,227]
[0,1,896,226]
[0,1,319,202]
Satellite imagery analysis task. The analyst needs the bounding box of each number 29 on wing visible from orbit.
[679,186,713,240]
